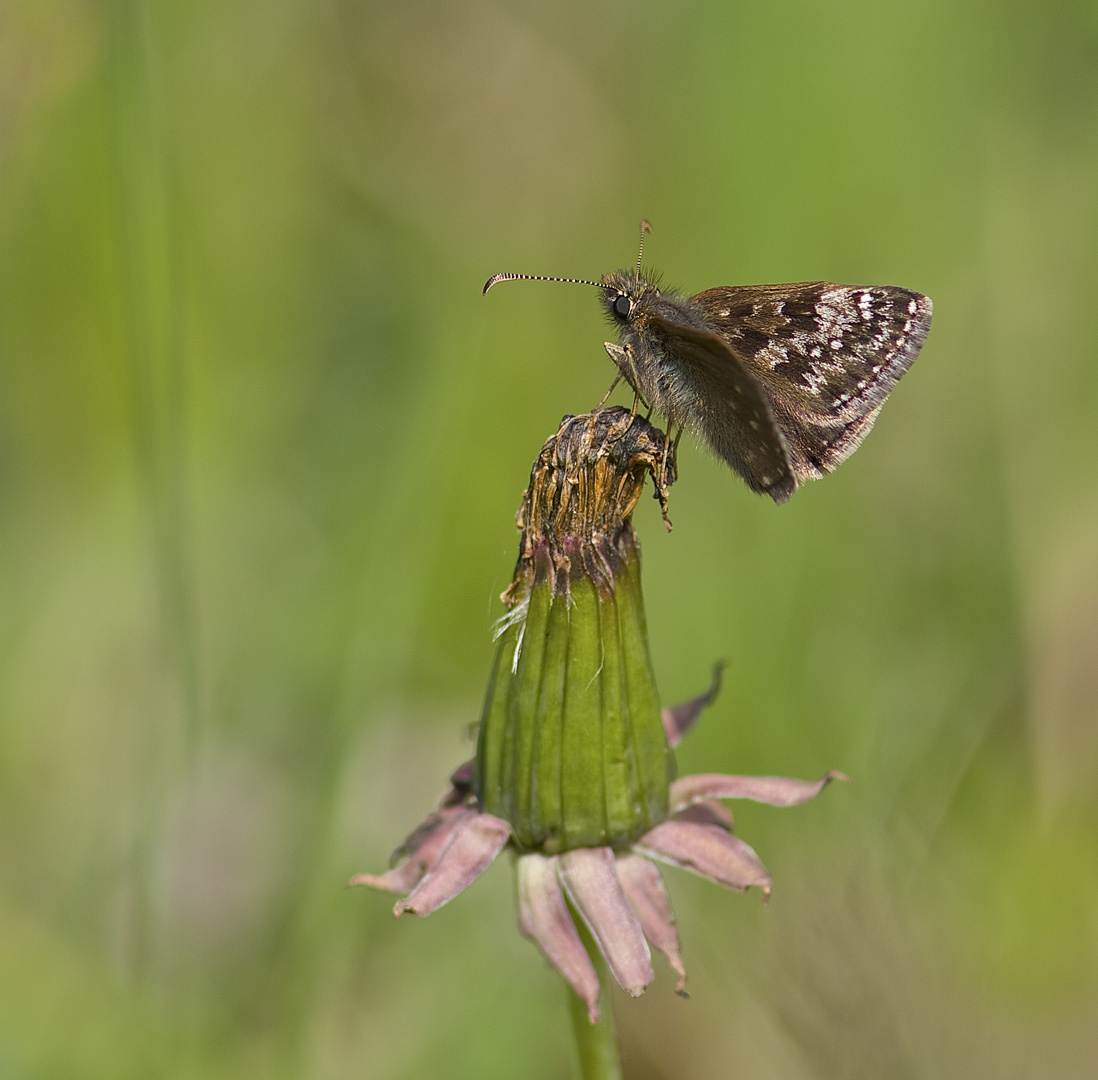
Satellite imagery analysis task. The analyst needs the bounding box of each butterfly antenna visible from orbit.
[483,272,605,295]
[636,220,652,276]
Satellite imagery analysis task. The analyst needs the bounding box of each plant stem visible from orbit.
[567,917,624,1080]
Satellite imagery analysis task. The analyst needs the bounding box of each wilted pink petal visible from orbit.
[438,759,475,807]
[517,854,601,1023]
[558,848,653,997]
[349,805,476,894]
[636,820,772,896]
[661,664,723,748]
[389,800,476,865]
[394,813,511,917]
[671,799,733,831]
[670,770,847,812]
[449,759,475,788]
[615,853,687,994]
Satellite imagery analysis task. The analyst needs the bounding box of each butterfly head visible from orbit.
[599,269,661,328]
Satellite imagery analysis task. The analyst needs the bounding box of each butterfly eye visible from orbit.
[613,294,631,318]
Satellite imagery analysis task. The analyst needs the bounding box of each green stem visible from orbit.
[567,915,624,1080]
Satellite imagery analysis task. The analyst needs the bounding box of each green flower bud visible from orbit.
[475,409,674,853]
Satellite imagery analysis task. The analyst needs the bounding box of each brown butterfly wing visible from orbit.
[691,283,932,481]
[643,312,797,502]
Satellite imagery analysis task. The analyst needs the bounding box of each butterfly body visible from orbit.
[599,269,932,503]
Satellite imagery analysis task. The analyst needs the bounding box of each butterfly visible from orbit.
[485,223,932,503]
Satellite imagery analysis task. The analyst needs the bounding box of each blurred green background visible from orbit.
[2,0,1097,1076]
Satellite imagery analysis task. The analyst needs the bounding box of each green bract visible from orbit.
[477,532,671,853]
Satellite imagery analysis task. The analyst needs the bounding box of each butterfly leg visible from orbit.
[597,372,624,409]
[668,425,682,484]
[603,342,649,413]
[659,419,675,488]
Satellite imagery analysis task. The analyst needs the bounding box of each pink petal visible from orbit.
[393,813,511,917]
[661,664,723,748]
[517,854,601,1024]
[671,799,733,831]
[615,854,687,994]
[449,759,475,789]
[636,820,772,896]
[669,770,847,812]
[349,805,476,894]
[390,800,476,865]
[440,759,476,807]
[557,848,653,997]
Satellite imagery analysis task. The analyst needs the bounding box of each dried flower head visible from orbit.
[352,407,843,1023]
